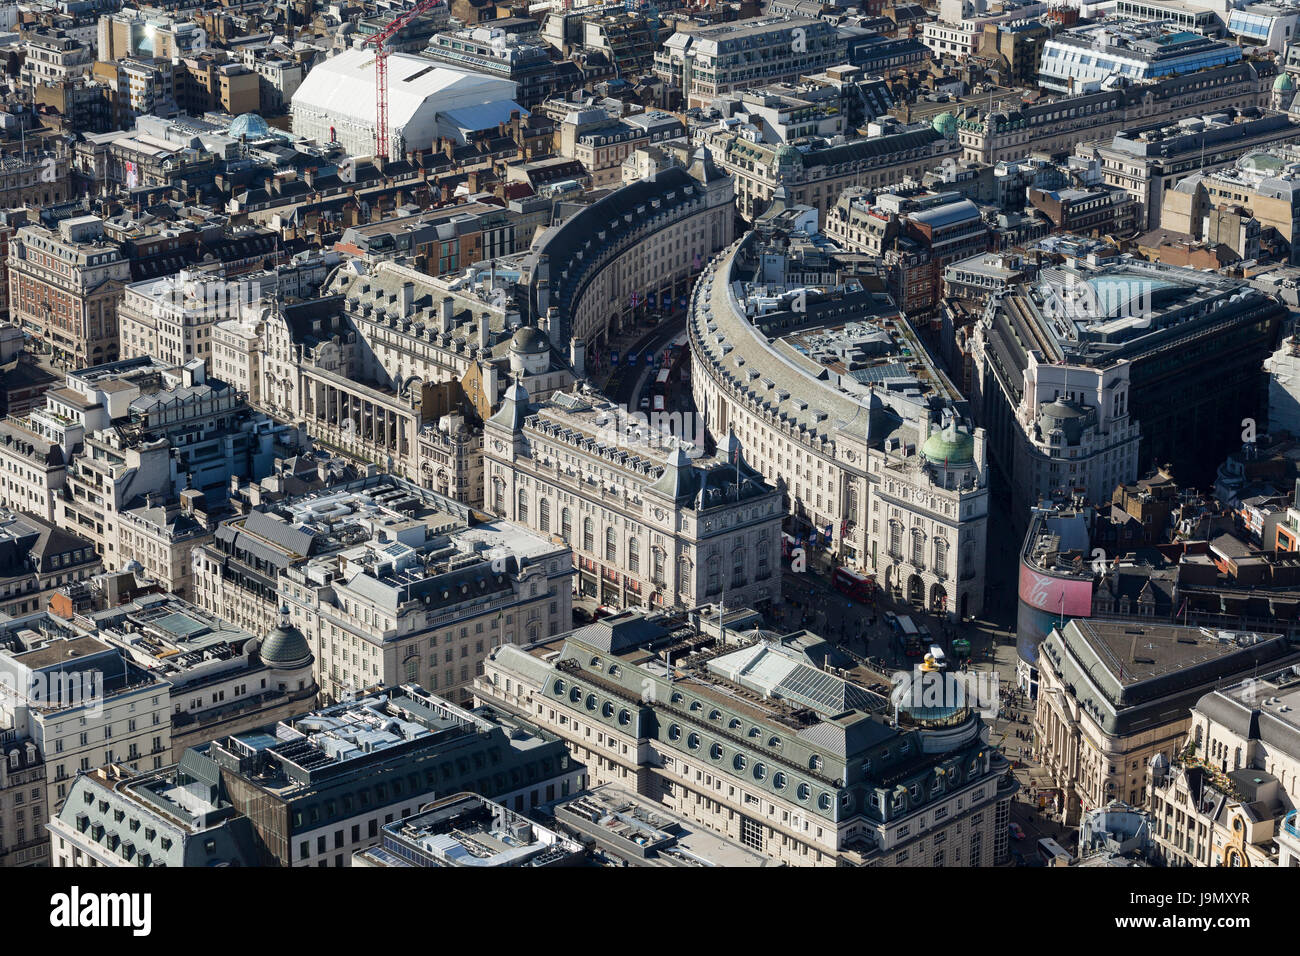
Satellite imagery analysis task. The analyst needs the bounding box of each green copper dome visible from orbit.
[921,429,975,467]
[774,144,802,167]
[1275,72,1295,93]
[259,608,313,668]
[932,112,957,137]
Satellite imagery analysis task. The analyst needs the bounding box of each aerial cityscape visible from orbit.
[0,0,1298,897]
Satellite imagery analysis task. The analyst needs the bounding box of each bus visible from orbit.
[1037,837,1073,867]
[832,566,875,603]
[895,615,923,658]
[650,368,672,413]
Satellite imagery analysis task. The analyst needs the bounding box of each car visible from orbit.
[1008,822,1026,841]
[572,607,593,625]
[593,605,617,621]
[639,395,650,411]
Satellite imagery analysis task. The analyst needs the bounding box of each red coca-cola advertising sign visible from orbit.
[1018,566,1092,617]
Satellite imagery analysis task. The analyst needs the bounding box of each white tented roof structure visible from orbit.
[291,48,522,157]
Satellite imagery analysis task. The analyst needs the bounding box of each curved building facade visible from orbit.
[1015,501,1096,696]
[689,231,990,620]
[526,153,734,357]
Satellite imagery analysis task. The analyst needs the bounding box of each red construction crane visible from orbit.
[365,0,445,160]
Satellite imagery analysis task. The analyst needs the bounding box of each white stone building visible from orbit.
[0,622,171,816]
[690,231,989,618]
[191,474,572,707]
[1148,669,1300,867]
[484,384,785,612]
[476,610,1018,866]
[119,269,282,372]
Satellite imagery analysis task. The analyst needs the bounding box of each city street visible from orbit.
[591,312,688,410]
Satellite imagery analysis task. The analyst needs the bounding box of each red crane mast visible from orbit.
[365,0,444,160]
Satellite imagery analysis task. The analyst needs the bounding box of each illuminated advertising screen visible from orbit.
[1015,564,1093,668]
[1017,602,1062,667]
[1018,567,1093,617]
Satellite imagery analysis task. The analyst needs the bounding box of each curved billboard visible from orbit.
[1016,565,1093,668]
[1018,568,1093,617]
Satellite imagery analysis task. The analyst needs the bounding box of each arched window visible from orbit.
[678,557,692,590]
[561,508,572,544]
[583,517,594,552]
[628,537,640,573]
[652,547,666,585]
[605,527,617,561]
[911,528,925,566]
[934,536,948,573]
[492,478,505,516]
[517,489,528,523]
[888,520,903,559]
[538,498,550,534]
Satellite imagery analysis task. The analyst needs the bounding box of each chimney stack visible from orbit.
[547,306,561,347]
[483,361,499,407]
[536,255,551,315]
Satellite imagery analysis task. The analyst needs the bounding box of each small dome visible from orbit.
[1275,72,1295,93]
[510,326,549,354]
[1040,400,1090,444]
[921,428,975,467]
[260,607,312,668]
[229,112,271,140]
[1041,399,1087,420]
[932,112,957,136]
[775,144,801,167]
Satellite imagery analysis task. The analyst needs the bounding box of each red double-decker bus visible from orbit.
[832,566,875,603]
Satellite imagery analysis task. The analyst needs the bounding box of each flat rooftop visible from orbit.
[1070,619,1280,687]
[556,784,774,866]
[11,635,112,669]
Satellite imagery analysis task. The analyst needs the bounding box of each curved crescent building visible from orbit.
[525,151,734,356]
[689,230,991,619]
